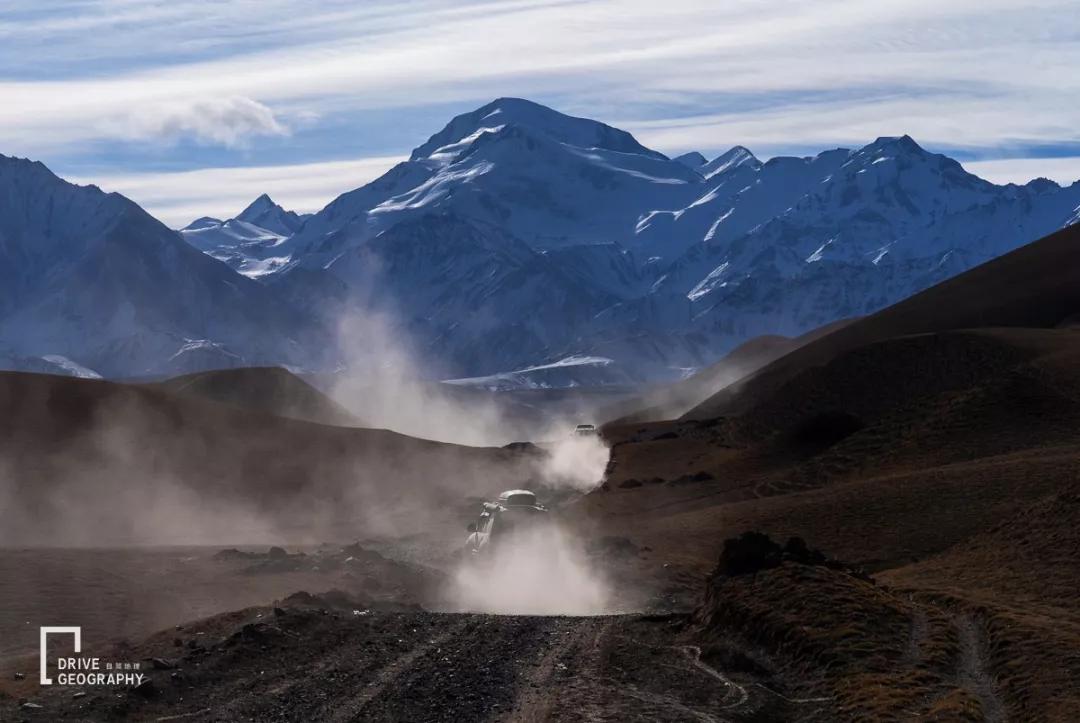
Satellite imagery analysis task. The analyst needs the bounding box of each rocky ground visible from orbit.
[0,531,728,722]
[0,589,816,723]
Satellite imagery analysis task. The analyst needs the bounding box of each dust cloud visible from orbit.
[538,433,609,491]
[445,524,612,615]
[327,305,614,494]
[0,367,537,548]
[328,309,618,451]
[0,304,613,548]
[327,305,617,614]
[0,296,620,621]
[0,397,275,548]
[329,310,514,447]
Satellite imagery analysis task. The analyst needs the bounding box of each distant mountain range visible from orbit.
[0,156,327,378]
[1,98,1078,383]
[180,194,309,278]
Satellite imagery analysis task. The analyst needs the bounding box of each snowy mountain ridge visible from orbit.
[443,355,634,392]
[179,194,306,277]
[3,98,1080,384]
[241,100,1078,382]
[0,154,328,377]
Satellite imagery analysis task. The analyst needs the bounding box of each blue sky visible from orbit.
[3,0,1080,225]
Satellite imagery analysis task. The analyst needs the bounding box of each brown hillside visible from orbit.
[602,318,854,427]
[581,223,1080,720]
[685,221,1080,420]
[0,371,534,547]
[154,366,358,425]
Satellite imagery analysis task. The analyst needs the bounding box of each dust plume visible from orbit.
[329,310,518,446]
[537,433,609,492]
[326,306,623,465]
[0,367,542,548]
[324,304,618,614]
[444,524,612,615]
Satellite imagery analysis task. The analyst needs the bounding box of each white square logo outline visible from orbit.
[40,626,81,685]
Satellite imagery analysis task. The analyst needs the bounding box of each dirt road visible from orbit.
[5,601,802,722]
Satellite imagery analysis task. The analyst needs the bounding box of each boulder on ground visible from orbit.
[713,532,858,578]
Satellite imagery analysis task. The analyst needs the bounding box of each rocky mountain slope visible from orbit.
[179,194,307,277]
[0,155,326,377]
[231,99,1080,381]
[3,98,1079,382]
[587,222,1080,719]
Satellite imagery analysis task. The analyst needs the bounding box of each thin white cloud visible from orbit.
[622,94,1080,158]
[71,155,405,227]
[5,0,1080,214]
[102,96,289,148]
[3,0,1079,154]
[961,157,1080,186]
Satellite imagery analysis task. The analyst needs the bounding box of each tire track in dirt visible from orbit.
[678,644,749,709]
[327,618,473,723]
[954,613,1005,723]
[904,606,929,665]
[2,611,784,722]
[341,615,560,722]
[508,617,611,723]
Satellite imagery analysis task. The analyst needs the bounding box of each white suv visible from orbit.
[465,490,548,557]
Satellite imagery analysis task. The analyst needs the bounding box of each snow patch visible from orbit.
[40,355,103,379]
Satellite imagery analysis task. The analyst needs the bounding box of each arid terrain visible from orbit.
[3,594,808,722]
[584,222,1080,720]
[3,225,1080,721]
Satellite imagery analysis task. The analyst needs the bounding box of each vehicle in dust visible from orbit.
[465,489,549,557]
[573,424,598,437]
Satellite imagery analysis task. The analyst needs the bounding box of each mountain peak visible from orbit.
[673,151,708,169]
[182,216,225,231]
[866,134,925,155]
[237,193,280,220]
[0,153,71,186]
[409,97,663,163]
[233,194,304,236]
[701,146,761,178]
[1025,176,1061,194]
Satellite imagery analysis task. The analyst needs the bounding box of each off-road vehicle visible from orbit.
[573,424,598,437]
[464,489,549,557]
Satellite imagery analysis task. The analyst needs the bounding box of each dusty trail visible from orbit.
[954,614,1005,723]
[5,607,792,723]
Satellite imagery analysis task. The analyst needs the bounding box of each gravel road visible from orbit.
[6,601,795,722]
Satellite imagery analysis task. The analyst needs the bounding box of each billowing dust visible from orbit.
[446,525,611,615]
[0,303,619,623]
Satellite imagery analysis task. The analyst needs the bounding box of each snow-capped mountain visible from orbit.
[634,147,848,278]
[673,151,708,170]
[443,355,638,391]
[179,194,306,277]
[8,98,1080,384]
[220,100,1080,382]
[648,136,1080,351]
[0,155,327,377]
[282,98,705,273]
[700,146,760,179]
[234,193,308,236]
[0,351,102,379]
[322,212,621,375]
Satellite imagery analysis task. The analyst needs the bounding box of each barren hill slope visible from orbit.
[581,223,1080,719]
[686,221,1080,420]
[153,366,358,426]
[0,371,535,547]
